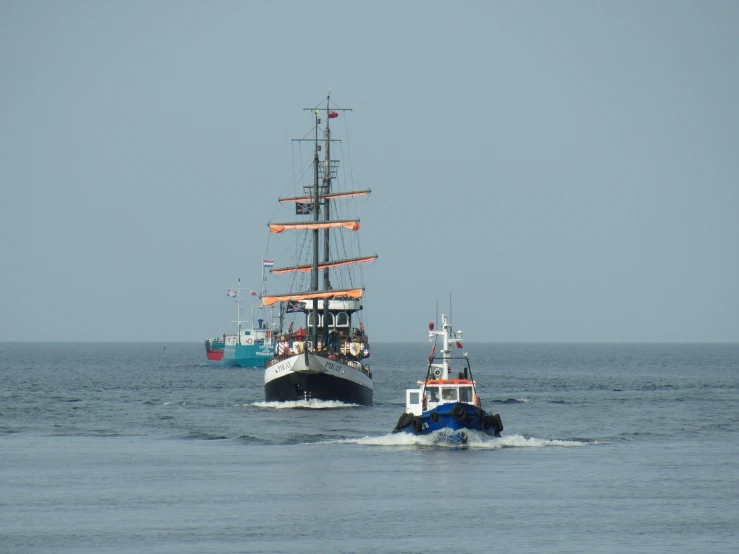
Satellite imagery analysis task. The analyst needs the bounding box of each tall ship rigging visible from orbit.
[261,94,377,405]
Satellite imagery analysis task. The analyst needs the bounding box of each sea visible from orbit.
[1,342,738,553]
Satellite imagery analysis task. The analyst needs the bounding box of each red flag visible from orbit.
[456,342,463,349]
[328,111,339,119]
[251,291,257,296]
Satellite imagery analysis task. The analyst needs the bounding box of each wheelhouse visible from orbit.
[405,379,477,416]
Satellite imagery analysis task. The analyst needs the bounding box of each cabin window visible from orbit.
[426,387,439,402]
[409,392,420,405]
[459,387,473,402]
[324,312,335,327]
[307,312,320,328]
[335,312,349,327]
[442,388,458,401]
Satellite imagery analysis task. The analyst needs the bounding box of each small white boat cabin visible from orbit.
[405,377,478,416]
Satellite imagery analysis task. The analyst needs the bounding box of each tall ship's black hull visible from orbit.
[264,352,373,405]
[265,371,373,405]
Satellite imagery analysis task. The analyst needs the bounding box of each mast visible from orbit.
[322,93,332,348]
[428,313,455,380]
[441,314,452,380]
[272,95,356,349]
[234,279,243,336]
[311,106,320,347]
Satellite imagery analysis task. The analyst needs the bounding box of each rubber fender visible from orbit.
[411,416,423,433]
[429,411,439,423]
[396,412,413,430]
[493,413,504,433]
[451,404,467,421]
[475,407,485,419]
[482,415,496,430]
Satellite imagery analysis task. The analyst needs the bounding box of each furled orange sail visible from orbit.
[279,189,371,204]
[261,288,363,307]
[271,255,378,275]
[269,220,360,233]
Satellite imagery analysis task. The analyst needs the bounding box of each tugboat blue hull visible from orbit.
[393,402,502,437]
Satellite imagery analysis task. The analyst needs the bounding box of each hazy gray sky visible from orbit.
[2,1,737,342]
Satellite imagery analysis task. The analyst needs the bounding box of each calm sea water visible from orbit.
[1,342,738,553]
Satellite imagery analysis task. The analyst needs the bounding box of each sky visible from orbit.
[1,1,738,343]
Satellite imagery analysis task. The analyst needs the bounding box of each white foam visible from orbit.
[327,432,591,449]
[253,399,360,410]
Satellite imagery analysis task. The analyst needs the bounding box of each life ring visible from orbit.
[433,368,442,379]
[246,338,253,345]
[429,411,440,423]
[474,395,480,407]
[411,416,423,433]
[451,404,467,421]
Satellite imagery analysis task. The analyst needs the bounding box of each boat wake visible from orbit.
[328,431,595,449]
[253,399,361,410]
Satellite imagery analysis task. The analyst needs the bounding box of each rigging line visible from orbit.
[338,141,348,195]
[284,140,313,201]
[337,141,368,207]
[356,231,365,289]
[310,95,330,111]
[421,336,440,400]
[291,140,297,188]
[294,141,313,190]
[342,113,356,189]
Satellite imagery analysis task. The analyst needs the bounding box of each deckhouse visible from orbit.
[405,378,479,416]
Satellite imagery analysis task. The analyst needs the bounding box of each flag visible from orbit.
[456,342,463,349]
[227,289,237,297]
[286,300,306,313]
[328,111,339,119]
[263,260,274,267]
[251,291,258,297]
[296,202,314,215]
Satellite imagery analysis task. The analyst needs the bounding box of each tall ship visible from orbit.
[261,94,377,405]
[204,268,274,368]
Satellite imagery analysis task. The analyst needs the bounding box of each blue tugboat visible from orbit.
[393,313,503,440]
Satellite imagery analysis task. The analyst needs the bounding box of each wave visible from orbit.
[180,431,229,440]
[252,400,361,410]
[490,398,528,404]
[233,434,276,445]
[325,431,593,449]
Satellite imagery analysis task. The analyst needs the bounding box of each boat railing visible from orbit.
[265,346,371,377]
